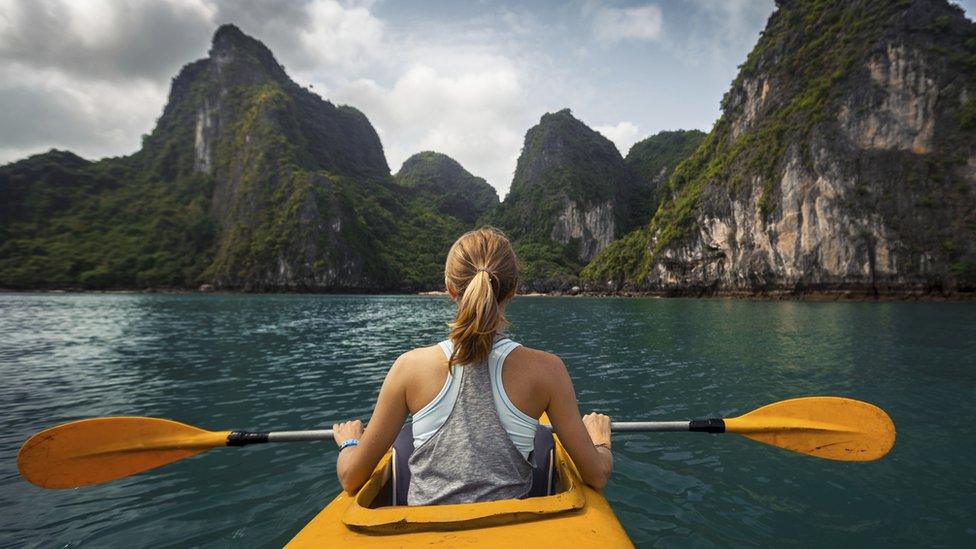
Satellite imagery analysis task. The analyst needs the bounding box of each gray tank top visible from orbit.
[406,352,534,505]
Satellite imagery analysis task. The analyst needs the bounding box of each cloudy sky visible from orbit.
[1,0,974,196]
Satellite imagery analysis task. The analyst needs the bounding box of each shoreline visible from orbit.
[1,287,973,302]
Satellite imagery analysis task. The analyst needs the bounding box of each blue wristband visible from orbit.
[338,438,360,451]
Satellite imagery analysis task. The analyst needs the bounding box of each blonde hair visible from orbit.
[445,227,518,366]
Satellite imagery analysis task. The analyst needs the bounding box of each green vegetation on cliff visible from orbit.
[624,130,706,230]
[8,2,968,295]
[626,130,707,184]
[0,151,214,288]
[584,0,976,290]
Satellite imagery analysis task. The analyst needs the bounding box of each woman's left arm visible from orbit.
[333,354,410,494]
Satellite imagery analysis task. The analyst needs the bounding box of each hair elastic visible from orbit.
[475,268,498,285]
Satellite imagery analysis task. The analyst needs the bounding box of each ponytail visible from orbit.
[445,227,518,366]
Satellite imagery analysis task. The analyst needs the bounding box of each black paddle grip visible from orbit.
[227,431,270,446]
[689,418,725,433]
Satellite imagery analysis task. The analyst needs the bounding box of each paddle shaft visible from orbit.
[227,419,725,446]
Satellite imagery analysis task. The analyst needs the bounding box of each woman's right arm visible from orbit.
[333,353,410,494]
[543,355,613,489]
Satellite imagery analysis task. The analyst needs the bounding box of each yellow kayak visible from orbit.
[287,425,632,547]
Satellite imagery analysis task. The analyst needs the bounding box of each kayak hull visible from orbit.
[287,428,631,547]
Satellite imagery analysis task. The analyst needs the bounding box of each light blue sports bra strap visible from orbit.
[413,340,459,424]
[437,340,453,361]
[488,340,538,428]
[490,338,519,366]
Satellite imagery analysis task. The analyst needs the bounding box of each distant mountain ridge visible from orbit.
[395,152,499,225]
[0,25,468,291]
[480,109,636,288]
[3,0,972,297]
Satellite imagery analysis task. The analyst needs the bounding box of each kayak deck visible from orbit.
[287,429,631,547]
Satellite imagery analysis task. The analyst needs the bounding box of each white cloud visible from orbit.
[0,0,216,80]
[332,62,529,195]
[0,0,217,162]
[592,5,663,44]
[594,121,640,156]
[0,0,537,194]
[0,61,168,162]
[296,0,385,71]
[668,0,774,67]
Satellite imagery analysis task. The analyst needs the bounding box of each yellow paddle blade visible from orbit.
[18,417,230,489]
[723,397,895,461]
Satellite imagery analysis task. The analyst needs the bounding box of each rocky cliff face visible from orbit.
[145,25,398,290]
[146,26,389,185]
[584,0,976,296]
[486,109,640,287]
[395,151,498,225]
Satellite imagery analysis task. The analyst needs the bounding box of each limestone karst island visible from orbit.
[2,0,974,298]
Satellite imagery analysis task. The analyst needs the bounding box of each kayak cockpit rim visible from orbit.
[341,443,586,533]
[341,416,588,535]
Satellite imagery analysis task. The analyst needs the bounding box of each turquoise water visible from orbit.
[1,293,974,547]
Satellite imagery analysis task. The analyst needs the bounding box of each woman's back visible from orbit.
[330,227,613,503]
[406,337,535,504]
[392,337,581,504]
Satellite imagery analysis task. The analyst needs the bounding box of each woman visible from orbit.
[332,227,613,504]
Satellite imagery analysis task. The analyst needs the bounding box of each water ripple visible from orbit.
[1,294,974,547]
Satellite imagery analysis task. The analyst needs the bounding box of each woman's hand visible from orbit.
[582,412,611,449]
[332,419,364,447]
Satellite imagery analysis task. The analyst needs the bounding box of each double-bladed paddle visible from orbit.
[18,396,895,489]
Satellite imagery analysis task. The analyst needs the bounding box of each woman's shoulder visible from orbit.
[506,344,566,374]
[394,345,452,412]
[394,344,447,370]
[391,344,451,381]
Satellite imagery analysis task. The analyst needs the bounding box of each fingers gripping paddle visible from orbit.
[18,396,895,489]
